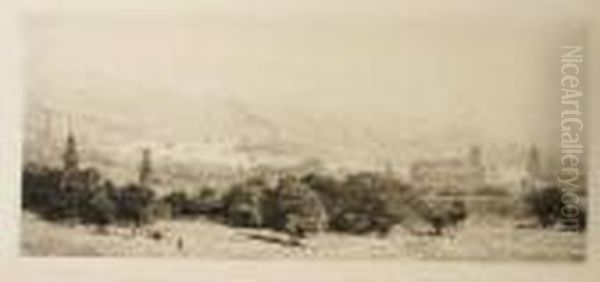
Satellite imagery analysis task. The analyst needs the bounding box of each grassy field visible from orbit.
[21,212,585,260]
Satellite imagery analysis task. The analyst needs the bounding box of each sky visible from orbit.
[24,0,589,156]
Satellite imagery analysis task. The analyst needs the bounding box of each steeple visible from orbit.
[525,144,541,178]
[468,145,482,167]
[139,148,153,186]
[63,126,79,171]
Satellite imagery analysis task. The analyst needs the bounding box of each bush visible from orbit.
[414,198,468,235]
[524,185,563,228]
[473,185,511,197]
[523,185,586,231]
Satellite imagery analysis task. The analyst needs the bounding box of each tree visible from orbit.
[85,184,118,227]
[273,175,328,241]
[223,182,266,228]
[162,191,189,217]
[189,187,223,215]
[114,184,157,226]
[22,164,63,216]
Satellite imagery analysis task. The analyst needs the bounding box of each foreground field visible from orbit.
[21,212,585,260]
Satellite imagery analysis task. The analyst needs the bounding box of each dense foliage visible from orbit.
[24,158,586,238]
[23,164,158,227]
[303,172,418,236]
[523,185,587,231]
[162,187,223,218]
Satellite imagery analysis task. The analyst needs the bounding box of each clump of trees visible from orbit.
[218,172,470,238]
[23,164,66,219]
[220,175,329,238]
[304,172,421,236]
[303,172,469,236]
[23,163,159,227]
[23,161,473,238]
[28,130,586,240]
[412,198,468,235]
[222,177,270,227]
[24,130,588,243]
[270,175,328,238]
[113,184,157,226]
[161,187,223,219]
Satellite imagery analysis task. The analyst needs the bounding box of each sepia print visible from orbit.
[21,1,587,260]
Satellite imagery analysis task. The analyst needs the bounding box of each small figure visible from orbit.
[177,237,184,251]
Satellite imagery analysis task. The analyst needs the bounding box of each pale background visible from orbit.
[22,0,586,161]
[1,0,599,281]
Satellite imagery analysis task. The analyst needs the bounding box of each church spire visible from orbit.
[526,143,541,178]
[63,125,79,171]
[139,148,153,187]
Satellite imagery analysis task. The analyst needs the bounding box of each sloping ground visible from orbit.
[21,212,585,260]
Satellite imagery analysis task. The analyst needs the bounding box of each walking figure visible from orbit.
[177,237,184,251]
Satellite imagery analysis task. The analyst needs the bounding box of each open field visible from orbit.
[21,212,585,260]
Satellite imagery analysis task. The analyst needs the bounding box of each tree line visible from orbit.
[22,132,586,241]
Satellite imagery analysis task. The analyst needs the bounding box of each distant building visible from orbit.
[410,155,486,194]
[411,144,550,195]
[410,146,485,193]
[485,143,550,193]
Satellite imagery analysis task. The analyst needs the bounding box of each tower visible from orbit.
[521,143,542,191]
[525,144,541,179]
[139,148,153,187]
[63,129,79,172]
[59,126,81,191]
[468,145,482,167]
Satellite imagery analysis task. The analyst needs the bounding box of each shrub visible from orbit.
[523,185,586,231]
[414,198,468,235]
[473,185,511,197]
[524,185,563,228]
